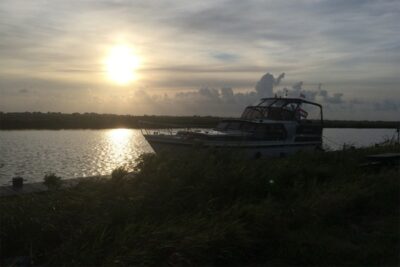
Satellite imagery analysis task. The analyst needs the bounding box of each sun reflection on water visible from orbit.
[105,129,133,169]
[0,129,155,182]
[108,128,132,145]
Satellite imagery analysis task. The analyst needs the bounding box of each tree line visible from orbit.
[0,112,221,129]
[0,112,398,129]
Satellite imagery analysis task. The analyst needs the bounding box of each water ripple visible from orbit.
[0,128,396,184]
[0,129,153,184]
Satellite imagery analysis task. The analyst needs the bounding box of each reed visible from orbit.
[1,145,399,266]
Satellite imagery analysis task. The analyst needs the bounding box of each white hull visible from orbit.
[144,135,321,158]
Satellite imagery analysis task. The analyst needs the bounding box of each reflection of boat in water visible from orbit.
[143,97,323,158]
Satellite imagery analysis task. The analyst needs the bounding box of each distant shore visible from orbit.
[1,112,399,129]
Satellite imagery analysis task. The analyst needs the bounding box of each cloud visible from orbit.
[1,0,398,86]
[211,52,238,62]
[275,73,285,86]
[322,92,344,104]
[128,72,353,117]
[374,99,399,111]
[255,73,274,98]
[255,72,286,98]
[0,0,399,120]
[220,87,235,103]
[129,72,398,120]
[1,71,399,120]
[274,80,345,105]
[292,81,303,91]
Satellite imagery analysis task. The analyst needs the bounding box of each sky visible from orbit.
[0,0,399,120]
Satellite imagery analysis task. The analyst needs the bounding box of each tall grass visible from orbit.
[1,145,399,266]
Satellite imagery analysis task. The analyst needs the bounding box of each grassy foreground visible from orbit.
[1,146,399,266]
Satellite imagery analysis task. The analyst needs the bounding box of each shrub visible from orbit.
[43,173,62,189]
[111,166,129,181]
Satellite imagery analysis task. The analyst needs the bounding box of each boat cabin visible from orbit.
[215,120,287,140]
[241,97,323,123]
[215,98,323,142]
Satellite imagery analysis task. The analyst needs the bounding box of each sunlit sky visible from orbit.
[0,0,399,120]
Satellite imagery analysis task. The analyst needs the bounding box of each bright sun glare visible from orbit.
[105,45,140,85]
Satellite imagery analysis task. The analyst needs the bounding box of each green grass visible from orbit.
[1,145,399,266]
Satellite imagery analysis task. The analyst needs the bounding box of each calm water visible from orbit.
[0,128,397,184]
[0,129,152,184]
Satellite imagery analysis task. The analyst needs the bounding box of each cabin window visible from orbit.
[216,122,228,131]
[256,99,275,107]
[281,109,295,120]
[216,121,243,131]
[241,107,264,119]
[266,108,282,120]
[299,103,321,122]
[241,108,251,119]
[253,125,268,138]
[270,100,286,107]
[253,124,286,140]
[226,122,242,131]
[244,99,322,123]
[242,122,256,132]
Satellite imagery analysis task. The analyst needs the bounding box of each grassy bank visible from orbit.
[1,146,399,266]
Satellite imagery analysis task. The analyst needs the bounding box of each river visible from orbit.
[0,128,397,184]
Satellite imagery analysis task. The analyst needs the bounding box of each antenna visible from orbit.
[284,88,288,98]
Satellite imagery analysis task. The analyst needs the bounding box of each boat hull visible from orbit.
[144,134,321,158]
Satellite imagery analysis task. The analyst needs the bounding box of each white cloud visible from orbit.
[0,0,399,119]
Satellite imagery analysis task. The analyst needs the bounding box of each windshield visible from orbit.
[255,99,275,107]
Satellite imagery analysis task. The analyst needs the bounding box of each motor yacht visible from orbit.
[143,97,323,158]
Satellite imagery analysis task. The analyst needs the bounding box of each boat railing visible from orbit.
[139,120,195,136]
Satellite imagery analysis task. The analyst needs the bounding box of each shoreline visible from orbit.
[1,113,399,130]
[0,175,110,197]
[0,126,399,130]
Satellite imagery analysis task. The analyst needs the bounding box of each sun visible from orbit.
[105,45,140,85]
